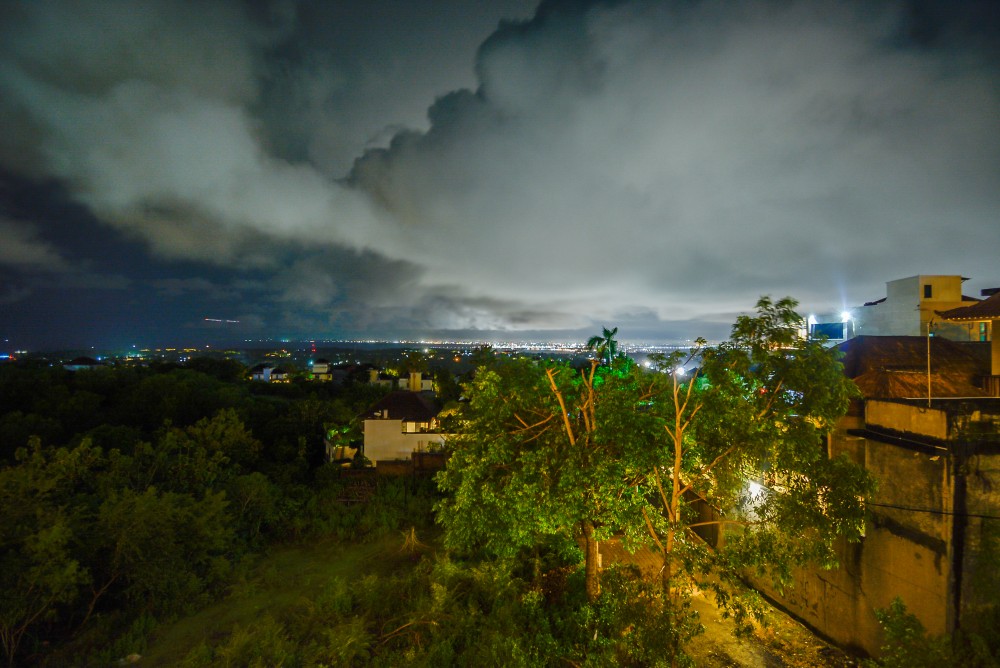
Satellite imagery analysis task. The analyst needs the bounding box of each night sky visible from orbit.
[1,0,998,350]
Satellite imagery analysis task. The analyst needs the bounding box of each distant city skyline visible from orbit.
[2,1,998,350]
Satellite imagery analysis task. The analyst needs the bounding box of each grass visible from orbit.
[140,532,427,666]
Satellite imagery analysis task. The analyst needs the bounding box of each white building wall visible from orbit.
[363,419,446,462]
[856,275,976,340]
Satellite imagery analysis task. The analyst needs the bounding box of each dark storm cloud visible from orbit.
[0,0,997,345]
[352,0,1000,327]
[0,217,72,272]
[257,1,540,175]
[0,0,543,342]
[0,214,130,307]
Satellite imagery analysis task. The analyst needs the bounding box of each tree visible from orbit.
[432,367,462,404]
[436,355,660,601]
[397,350,429,376]
[437,298,875,661]
[627,297,875,641]
[94,486,232,616]
[0,440,94,665]
[469,344,497,369]
[586,326,620,366]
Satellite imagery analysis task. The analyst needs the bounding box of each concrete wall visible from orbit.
[752,431,953,655]
[753,398,1000,657]
[956,447,1000,638]
[866,400,949,441]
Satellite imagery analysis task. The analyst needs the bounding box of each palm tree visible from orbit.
[586,326,619,366]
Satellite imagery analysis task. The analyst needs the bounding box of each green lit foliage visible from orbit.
[432,367,462,404]
[175,546,696,668]
[864,598,955,668]
[437,297,874,662]
[96,486,233,615]
[400,349,430,375]
[586,326,621,366]
[437,355,661,601]
[0,411,269,664]
[469,344,498,371]
[0,359,413,664]
[633,297,874,627]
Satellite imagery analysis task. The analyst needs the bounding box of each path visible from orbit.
[596,539,860,667]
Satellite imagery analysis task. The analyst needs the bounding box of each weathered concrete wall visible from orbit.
[957,450,1000,637]
[752,430,953,656]
[866,400,949,441]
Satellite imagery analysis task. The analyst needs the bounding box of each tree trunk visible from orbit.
[582,520,600,602]
[661,553,672,597]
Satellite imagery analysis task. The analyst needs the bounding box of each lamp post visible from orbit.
[926,315,934,408]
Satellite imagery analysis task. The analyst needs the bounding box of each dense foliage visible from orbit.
[0,360,398,666]
[438,297,876,663]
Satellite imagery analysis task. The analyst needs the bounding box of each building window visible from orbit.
[923,284,933,298]
[981,322,988,342]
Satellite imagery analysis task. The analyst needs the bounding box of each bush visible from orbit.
[865,598,1000,668]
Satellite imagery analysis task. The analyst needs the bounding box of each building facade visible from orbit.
[855,275,980,340]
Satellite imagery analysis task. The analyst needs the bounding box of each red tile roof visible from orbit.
[836,336,990,399]
[937,291,1000,321]
[836,336,986,378]
[851,370,986,399]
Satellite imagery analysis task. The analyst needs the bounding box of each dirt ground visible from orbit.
[685,588,860,667]
[597,539,863,667]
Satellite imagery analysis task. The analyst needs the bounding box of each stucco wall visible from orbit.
[856,276,975,339]
[363,419,446,462]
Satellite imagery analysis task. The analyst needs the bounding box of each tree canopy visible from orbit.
[437,297,875,658]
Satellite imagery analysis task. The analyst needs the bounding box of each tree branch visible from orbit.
[546,368,576,446]
[757,379,783,419]
[642,507,666,554]
[678,444,737,497]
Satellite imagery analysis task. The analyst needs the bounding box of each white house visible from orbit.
[360,390,447,463]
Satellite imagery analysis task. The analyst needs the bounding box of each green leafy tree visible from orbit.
[586,326,620,366]
[0,439,95,665]
[94,486,233,616]
[629,297,874,636]
[469,344,497,369]
[396,350,429,376]
[438,298,875,662]
[184,357,247,383]
[432,367,462,404]
[437,355,660,601]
